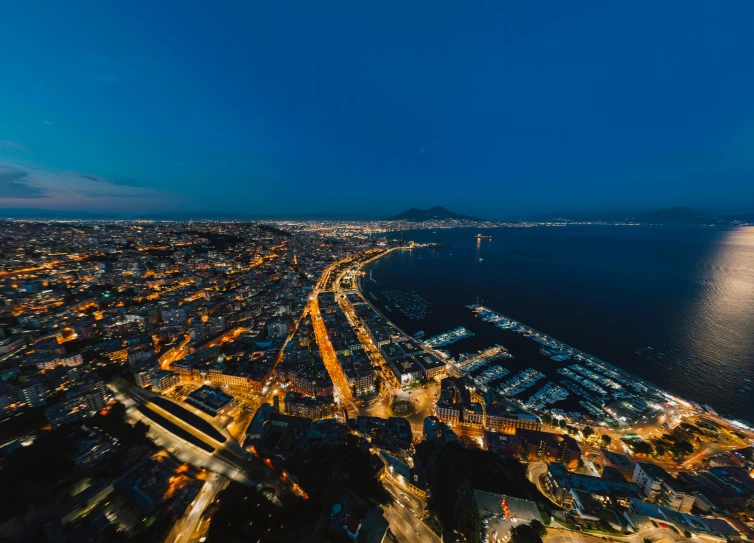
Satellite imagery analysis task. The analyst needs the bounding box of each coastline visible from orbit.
[355,244,754,436]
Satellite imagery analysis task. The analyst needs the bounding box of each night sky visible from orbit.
[2,2,754,217]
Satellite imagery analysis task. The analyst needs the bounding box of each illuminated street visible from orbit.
[165,472,228,543]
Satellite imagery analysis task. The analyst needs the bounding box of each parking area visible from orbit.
[475,490,543,543]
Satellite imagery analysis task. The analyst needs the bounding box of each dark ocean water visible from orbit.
[362,226,754,423]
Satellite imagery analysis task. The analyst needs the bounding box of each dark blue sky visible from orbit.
[2,2,754,217]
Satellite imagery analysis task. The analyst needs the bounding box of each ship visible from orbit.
[476,234,492,240]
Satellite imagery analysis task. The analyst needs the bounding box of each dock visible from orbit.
[456,345,511,369]
[468,304,662,398]
[422,326,475,348]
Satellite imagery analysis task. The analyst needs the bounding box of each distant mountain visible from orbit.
[389,206,480,222]
[2,205,751,225]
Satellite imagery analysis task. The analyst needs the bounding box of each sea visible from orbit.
[361,225,754,424]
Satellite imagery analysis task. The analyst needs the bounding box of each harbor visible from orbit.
[469,304,654,395]
[422,326,475,348]
[381,287,432,320]
[358,245,753,429]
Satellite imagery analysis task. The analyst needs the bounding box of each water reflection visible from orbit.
[684,227,754,409]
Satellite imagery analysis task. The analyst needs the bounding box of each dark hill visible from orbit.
[390,206,480,222]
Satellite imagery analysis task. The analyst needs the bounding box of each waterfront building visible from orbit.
[485,397,541,434]
[395,340,423,357]
[388,356,424,386]
[601,450,636,481]
[414,353,447,380]
[544,462,642,508]
[380,343,405,361]
[676,467,754,516]
[632,462,695,513]
[516,429,582,469]
[463,401,484,427]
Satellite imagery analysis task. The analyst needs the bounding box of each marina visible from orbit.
[381,287,432,320]
[461,303,687,424]
[497,368,546,397]
[361,246,752,427]
[422,326,475,348]
[468,304,663,399]
[363,225,754,425]
[456,345,512,369]
[526,382,569,411]
[476,366,510,384]
[453,345,513,379]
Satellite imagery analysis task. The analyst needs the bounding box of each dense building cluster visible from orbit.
[276,315,334,398]
[0,221,376,421]
[317,292,377,396]
[342,292,447,387]
[1,218,753,543]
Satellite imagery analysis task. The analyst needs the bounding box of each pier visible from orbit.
[497,368,545,397]
[456,345,511,369]
[526,382,569,410]
[468,304,664,398]
[422,326,475,348]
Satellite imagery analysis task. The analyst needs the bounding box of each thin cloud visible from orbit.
[1,140,29,151]
[42,120,53,126]
[0,166,46,198]
[0,162,164,203]
[72,172,151,188]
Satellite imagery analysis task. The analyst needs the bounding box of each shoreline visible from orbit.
[355,244,754,436]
